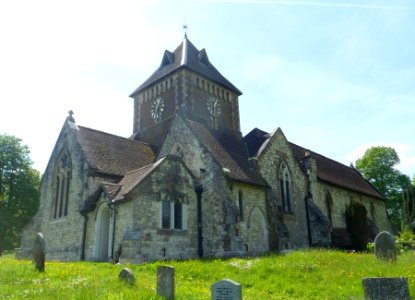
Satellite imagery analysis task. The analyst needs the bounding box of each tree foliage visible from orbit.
[355,146,411,231]
[0,134,40,254]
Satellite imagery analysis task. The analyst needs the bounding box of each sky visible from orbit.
[0,0,414,178]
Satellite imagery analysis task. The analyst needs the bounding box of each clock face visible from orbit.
[207,96,221,117]
[151,97,164,121]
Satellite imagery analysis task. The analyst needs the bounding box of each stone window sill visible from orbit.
[157,229,188,236]
[50,217,68,224]
[283,213,296,221]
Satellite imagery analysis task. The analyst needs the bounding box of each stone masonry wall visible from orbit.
[257,130,309,249]
[116,157,198,263]
[20,122,105,261]
[312,180,391,233]
[158,116,250,256]
[230,182,269,255]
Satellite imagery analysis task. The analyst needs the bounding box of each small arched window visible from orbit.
[53,151,71,219]
[279,162,292,213]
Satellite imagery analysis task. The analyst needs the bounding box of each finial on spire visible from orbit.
[182,21,188,39]
[67,110,75,123]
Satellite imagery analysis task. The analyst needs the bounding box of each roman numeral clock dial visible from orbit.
[207,96,221,126]
[151,97,164,122]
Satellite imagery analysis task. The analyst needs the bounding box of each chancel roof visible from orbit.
[76,126,155,178]
[289,143,385,200]
[244,128,385,200]
[130,37,242,97]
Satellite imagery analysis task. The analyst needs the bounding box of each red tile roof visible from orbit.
[76,126,155,177]
[289,142,385,200]
[244,128,385,200]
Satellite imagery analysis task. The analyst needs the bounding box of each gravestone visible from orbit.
[119,268,135,285]
[362,277,410,300]
[374,231,396,261]
[211,279,242,300]
[157,265,175,299]
[32,232,45,272]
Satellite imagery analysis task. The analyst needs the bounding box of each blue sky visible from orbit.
[0,0,414,177]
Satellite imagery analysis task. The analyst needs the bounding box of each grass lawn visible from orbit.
[1,249,414,299]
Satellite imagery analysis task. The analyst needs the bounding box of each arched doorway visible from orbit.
[94,204,110,261]
[247,206,269,253]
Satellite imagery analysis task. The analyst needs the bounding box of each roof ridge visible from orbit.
[77,125,151,146]
[123,161,157,176]
[289,141,350,169]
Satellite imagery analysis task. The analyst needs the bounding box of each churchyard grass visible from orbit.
[1,249,414,299]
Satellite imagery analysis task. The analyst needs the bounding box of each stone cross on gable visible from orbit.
[67,110,75,123]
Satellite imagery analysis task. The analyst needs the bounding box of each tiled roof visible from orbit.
[112,162,159,201]
[289,142,385,200]
[130,37,242,97]
[187,120,267,186]
[131,116,175,152]
[244,127,384,200]
[76,126,155,177]
[243,128,270,157]
[102,182,122,199]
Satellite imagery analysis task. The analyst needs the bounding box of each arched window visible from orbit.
[53,151,71,219]
[279,162,292,213]
[161,196,186,230]
[325,192,333,225]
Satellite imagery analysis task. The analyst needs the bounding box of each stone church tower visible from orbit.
[18,36,391,262]
[130,36,243,145]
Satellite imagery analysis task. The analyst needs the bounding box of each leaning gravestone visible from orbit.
[32,232,45,272]
[374,231,396,261]
[362,277,410,300]
[119,268,135,285]
[211,279,242,300]
[157,265,175,299]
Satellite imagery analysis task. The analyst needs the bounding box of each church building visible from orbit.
[19,36,391,262]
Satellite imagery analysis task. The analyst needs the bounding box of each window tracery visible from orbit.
[53,151,71,219]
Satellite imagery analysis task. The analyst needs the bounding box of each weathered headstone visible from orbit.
[211,279,242,300]
[32,232,45,272]
[157,265,175,299]
[119,267,135,285]
[362,277,410,300]
[374,231,396,261]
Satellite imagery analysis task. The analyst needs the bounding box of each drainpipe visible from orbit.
[80,213,88,261]
[304,195,312,247]
[303,152,313,247]
[109,203,117,260]
[195,184,204,258]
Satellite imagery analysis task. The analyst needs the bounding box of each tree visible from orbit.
[0,134,40,254]
[355,146,411,231]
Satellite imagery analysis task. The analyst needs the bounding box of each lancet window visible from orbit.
[279,162,292,213]
[53,151,71,219]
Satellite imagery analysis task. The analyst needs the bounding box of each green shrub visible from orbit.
[396,229,415,253]
[366,242,374,253]
[345,200,368,251]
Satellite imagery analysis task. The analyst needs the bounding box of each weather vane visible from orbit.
[183,21,188,38]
